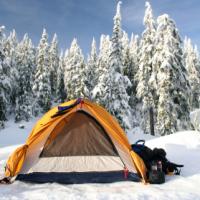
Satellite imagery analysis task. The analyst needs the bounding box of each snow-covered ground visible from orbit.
[0,119,200,199]
[0,117,39,148]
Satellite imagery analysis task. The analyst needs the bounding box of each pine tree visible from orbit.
[97,35,111,78]
[106,1,132,131]
[32,29,51,114]
[15,34,36,121]
[154,14,192,135]
[92,35,111,103]
[136,1,156,134]
[129,34,139,86]
[56,51,67,103]
[4,30,19,111]
[0,26,9,128]
[121,31,133,95]
[184,37,200,109]
[86,38,97,98]
[64,38,89,100]
[121,31,130,77]
[129,34,139,108]
[49,34,59,98]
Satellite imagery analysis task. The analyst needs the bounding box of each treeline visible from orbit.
[0,2,200,135]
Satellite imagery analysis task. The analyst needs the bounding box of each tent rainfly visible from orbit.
[2,99,147,184]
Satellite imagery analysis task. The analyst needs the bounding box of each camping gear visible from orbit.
[131,140,155,170]
[1,99,147,184]
[131,140,184,182]
[149,160,165,184]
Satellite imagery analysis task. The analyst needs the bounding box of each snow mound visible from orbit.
[147,131,200,148]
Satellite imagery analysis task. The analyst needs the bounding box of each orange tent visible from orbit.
[4,99,147,184]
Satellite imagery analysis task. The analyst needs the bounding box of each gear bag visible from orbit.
[131,140,184,181]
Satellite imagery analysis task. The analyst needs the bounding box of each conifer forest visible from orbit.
[0,2,199,136]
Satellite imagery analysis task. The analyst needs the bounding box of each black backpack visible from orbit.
[131,140,154,170]
[131,140,184,177]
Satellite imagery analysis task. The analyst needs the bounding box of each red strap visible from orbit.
[124,166,129,179]
[80,99,84,109]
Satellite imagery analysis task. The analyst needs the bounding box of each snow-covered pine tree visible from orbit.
[4,30,19,112]
[86,38,97,99]
[56,50,67,103]
[49,34,59,98]
[32,29,51,114]
[0,26,10,128]
[129,34,139,86]
[106,1,132,132]
[0,45,5,128]
[92,35,111,104]
[15,34,36,122]
[28,36,36,76]
[64,38,89,100]
[96,35,111,79]
[136,1,156,134]
[121,31,130,77]
[184,37,200,109]
[129,34,139,108]
[121,31,133,96]
[154,14,192,135]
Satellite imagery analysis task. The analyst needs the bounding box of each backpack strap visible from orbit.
[174,168,181,175]
[132,140,146,153]
[167,161,184,175]
[135,140,145,145]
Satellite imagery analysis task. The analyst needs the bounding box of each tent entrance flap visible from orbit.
[40,111,119,157]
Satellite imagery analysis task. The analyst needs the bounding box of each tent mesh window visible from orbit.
[40,111,118,157]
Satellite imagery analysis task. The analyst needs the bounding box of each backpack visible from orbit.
[131,140,154,170]
[131,140,184,177]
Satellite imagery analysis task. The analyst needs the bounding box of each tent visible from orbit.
[3,99,147,184]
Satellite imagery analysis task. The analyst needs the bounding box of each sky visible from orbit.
[0,0,200,55]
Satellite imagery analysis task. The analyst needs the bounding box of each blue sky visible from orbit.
[0,0,200,55]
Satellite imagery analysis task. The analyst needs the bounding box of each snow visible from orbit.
[1,118,200,199]
[127,126,155,142]
[190,109,200,131]
[0,117,39,148]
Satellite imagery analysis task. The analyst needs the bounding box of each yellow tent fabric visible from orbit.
[4,99,147,182]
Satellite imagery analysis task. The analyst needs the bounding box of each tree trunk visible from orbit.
[149,107,155,136]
